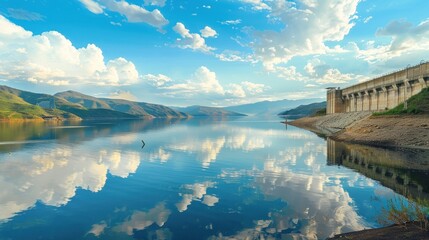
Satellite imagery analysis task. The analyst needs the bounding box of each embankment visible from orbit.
[289,112,429,149]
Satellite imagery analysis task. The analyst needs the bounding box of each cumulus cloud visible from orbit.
[143,73,172,87]
[304,59,364,84]
[162,66,225,96]
[79,0,168,29]
[200,26,218,38]
[226,84,246,98]
[355,19,429,63]
[251,0,360,69]
[0,15,139,86]
[173,23,215,52]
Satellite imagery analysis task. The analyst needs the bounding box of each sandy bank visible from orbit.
[289,112,429,149]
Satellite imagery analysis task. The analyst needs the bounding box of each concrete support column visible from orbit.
[364,90,372,111]
[392,84,398,107]
[405,81,411,101]
[419,77,427,88]
[373,89,379,111]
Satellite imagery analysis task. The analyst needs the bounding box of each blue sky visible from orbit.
[0,0,428,106]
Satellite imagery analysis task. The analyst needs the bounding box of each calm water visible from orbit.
[0,118,428,240]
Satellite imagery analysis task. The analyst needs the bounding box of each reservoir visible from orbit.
[0,118,428,239]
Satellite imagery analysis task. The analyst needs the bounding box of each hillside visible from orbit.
[103,99,188,118]
[278,101,326,118]
[224,98,322,116]
[56,91,187,118]
[174,105,246,117]
[0,85,189,120]
[0,86,81,120]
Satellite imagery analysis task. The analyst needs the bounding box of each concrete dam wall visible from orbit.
[327,62,429,114]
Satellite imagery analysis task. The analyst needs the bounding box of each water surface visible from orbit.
[0,118,427,239]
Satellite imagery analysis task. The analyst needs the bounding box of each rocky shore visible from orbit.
[288,112,429,150]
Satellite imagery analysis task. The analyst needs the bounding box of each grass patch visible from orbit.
[374,87,429,116]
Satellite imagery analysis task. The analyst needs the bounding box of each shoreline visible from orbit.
[287,112,429,150]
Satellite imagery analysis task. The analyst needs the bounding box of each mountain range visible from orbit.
[0,85,323,120]
[224,98,323,116]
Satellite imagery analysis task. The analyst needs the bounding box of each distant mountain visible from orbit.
[0,85,187,120]
[55,91,188,118]
[224,98,323,116]
[102,99,189,118]
[278,101,326,118]
[173,105,246,117]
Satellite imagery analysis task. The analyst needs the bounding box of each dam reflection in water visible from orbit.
[328,138,429,201]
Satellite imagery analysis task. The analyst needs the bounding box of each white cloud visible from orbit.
[240,0,271,11]
[173,22,215,52]
[221,19,242,25]
[0,15,139,86]
[200,26,217,38]
[144,0,166,7]
[162,66,225,96]
[79,0,104,14]
[304,59,364,84]
[356,19,429,63]
[79,0,168,29]
[216,50,256,63]
[275,66,307,81]
[226,84,246,98]
[143,73,172,87]
[241,81,266,94]
[252,0,360,69]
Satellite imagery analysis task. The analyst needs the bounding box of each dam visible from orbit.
[327,62,429,114]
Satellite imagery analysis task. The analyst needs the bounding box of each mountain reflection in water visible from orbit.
[0,118,427,239]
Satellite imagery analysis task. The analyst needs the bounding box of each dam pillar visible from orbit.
[326,88,344,114]
[419,77,427,88]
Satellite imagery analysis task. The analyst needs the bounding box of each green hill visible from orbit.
[55,90,187,118]
[278,101,326,118]
[0,86,79,120]
[0,85,189,120]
